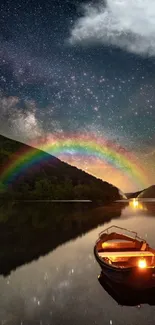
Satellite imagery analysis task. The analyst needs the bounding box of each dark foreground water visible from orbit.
[0,199,155,324]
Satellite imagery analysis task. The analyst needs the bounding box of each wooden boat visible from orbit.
[94,225,155,288]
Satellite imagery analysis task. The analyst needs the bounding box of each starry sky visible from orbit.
[0,0,155,192]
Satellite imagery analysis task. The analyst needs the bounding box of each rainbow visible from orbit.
[0,134,149,188]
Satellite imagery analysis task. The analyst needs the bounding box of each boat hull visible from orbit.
[94,246,155,289]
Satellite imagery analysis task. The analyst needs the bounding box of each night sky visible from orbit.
[0,0,155,192]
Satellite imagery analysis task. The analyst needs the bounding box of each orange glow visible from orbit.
[138,259,147,269]
[129,198,139,208]
[129,199,147,211]
[133,198,139,207]
[102,242,109,248]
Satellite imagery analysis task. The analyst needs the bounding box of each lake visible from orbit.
[0,199,155,324]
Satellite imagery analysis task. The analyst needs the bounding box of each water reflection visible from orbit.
[129,198,148,211]
[129,199,155,216]
[98,272,155,306]
[0,201,155,324]
[0,201,127,276]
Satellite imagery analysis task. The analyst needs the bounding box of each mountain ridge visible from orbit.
[126,185,155,199]
[138,185,155,198]
[0,134,125,202]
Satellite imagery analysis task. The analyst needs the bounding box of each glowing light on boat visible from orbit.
[138,259,147,269]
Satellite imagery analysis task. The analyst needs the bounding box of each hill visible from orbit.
[125,190,144,199]
[138,185,155,199]
[0,134,125,202]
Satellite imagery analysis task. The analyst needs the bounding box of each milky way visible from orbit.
[0,0,155,191]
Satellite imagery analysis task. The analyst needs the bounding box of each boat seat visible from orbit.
[101,240,141,251]
[98,251,154,258]
[99,247,140,252]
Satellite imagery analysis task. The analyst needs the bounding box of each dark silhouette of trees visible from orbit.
[0,134,124,202]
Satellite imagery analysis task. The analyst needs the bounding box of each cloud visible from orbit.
[69,0,155,56]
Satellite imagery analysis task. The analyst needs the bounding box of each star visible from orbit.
[0,0,154,192]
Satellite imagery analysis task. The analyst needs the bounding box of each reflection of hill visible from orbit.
[0,202,128,276]
[98,273,155,306]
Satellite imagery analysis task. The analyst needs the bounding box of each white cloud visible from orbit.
[69,0,155,56]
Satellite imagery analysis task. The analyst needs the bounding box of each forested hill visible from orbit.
[0,134,125,202]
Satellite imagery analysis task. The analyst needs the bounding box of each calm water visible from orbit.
[0,200,155,324]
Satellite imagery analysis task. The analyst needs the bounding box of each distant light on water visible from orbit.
[133,198,139,208]
[129,198,147,211]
